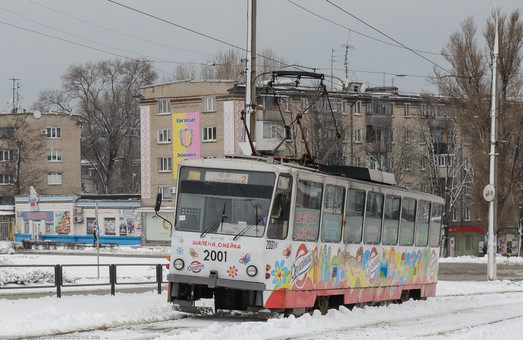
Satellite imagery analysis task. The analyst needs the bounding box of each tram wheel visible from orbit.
[317,296,329,315]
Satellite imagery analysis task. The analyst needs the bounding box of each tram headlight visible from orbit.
[246,265,258,277]
[173,258,185,270]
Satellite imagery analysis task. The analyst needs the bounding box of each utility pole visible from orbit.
[486,2,499,281]
[245,0,256,151]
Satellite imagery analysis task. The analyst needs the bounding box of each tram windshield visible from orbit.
[175,166,276,238]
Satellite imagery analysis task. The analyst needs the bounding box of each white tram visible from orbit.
[166,156,444,315]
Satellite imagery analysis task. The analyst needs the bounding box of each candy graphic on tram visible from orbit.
[187,261,204,273]
[290,244,312,289]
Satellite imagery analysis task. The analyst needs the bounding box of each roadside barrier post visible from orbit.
[156,264,162,294]
[54,265,62,298]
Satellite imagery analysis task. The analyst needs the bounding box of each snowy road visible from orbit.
[4,285,521,340]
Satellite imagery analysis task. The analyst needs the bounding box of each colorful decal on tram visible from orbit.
[265,244,438,307]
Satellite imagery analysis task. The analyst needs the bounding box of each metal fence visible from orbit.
[0,263,165,298]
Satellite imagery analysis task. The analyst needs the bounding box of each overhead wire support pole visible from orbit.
[487,1,499,281]
[245,0,257,154]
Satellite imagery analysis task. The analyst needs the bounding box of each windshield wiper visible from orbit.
[200,201,227,238]
[233,213,263,241]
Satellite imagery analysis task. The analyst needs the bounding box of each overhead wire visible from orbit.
[325,0,452,75]
[287,0,442,56]
[27,0,213,59]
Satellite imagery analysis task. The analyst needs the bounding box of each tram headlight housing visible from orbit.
[173,258,185,270]
[246,265,258,277]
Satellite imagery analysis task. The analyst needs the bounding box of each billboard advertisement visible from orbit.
[172,112,200,179]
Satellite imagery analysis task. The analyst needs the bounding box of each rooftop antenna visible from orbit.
[9,78,19,113]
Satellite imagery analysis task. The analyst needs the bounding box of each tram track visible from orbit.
[287,291,523,339]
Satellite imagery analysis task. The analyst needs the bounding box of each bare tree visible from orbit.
[433,10,523,232]
[0,116,43,198]
[200,49,244,82]
[35,58,158,193]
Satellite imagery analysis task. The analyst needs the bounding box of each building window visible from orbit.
[0,174,12,185]
[263,122,284,140]
[157,129,172,144]
[354,157,361,167]
[47,150,62,162]
[202,96,216,112]
[404,160,411,171]
[420,104,427,117]
[435,105,444,117]
[452,207,458,222]
[158,157,172,172]
[158,186,173,200]
[404,130,411,144]
[463,185,471,197]
[355,129,362,143]
[341,100,347,113]
[48,173,62,185]
[420,131,427,144]
[158,99,170,114]
[46,127,62,139]
[202,127,217,141]
[354,100,362,114]
[260,96,273,110]
[464,207,471,221]
[404,103,411,117]
[284,98,291,112]
[420,156,426,170]
[0,150,13,162]
[300,98,308,112]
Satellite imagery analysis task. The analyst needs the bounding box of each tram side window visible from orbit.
[293,180,323,241]
[415,200,431,247]
[383,195,400,245]
[429,203,443,247]
[399,197,416,246]
[364,192,383,244]
[344,189,365,243]
[267,175,292,240]
[321,185,345,242]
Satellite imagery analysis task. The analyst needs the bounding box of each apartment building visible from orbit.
[139,80,244,243]
[0,111,82,240]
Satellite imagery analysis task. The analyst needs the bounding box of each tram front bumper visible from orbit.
[167,273,266,291]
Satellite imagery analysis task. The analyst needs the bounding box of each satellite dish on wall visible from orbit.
[33,110,41,119]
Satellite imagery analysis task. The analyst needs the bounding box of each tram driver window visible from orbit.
[293,179,323,241]
[267,175,292,240]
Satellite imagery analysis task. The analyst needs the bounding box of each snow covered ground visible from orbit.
[1,241,523,339]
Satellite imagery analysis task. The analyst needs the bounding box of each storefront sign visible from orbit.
[23,211,53,221]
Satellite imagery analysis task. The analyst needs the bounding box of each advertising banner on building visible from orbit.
[172,112,200,179]
[55,211,71,234]
[118,209,142,237]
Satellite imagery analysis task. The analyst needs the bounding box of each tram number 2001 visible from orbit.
[203,250,227,262]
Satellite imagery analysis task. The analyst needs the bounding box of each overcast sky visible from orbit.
[1,0,521,112]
